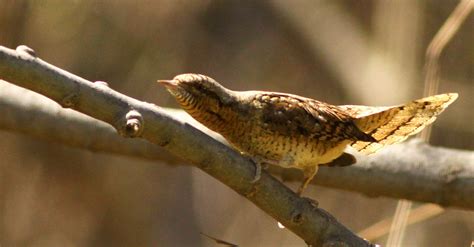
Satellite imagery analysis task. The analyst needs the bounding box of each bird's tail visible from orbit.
[339,93,458,155]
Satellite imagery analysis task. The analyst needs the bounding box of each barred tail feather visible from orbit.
[340,93,458,155]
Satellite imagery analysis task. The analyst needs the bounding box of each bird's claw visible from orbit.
[242,154,271,183]
[250,161,262,183]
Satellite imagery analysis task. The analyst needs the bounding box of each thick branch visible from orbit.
[1,74,473,210]
[0,45,373,246]
[0,80,220,165]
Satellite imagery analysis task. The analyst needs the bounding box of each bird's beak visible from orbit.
[157,79,179,89]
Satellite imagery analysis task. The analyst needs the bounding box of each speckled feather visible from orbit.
[340,93,458,154]
[250,93,375,142]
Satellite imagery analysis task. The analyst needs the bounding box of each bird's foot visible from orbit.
[251,161,262,183]
[245,155,270,183]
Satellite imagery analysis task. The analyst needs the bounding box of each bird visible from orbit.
[158,73,458,195]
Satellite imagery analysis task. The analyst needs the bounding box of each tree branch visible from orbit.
[0,45,374,246]
[1,64,473,210]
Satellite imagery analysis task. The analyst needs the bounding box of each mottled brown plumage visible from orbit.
[159,73,458,195]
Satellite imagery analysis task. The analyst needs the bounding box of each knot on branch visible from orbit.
[117,110,144,138]
[94,81,109,87]
[16,45,37,59]
[291,210,304,225]
[290,197,318,226]
[60,93,79,108]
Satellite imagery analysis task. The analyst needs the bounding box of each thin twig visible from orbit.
[358,204,443,241]
[422,0,474,139]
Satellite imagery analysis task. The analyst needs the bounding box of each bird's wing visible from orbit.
[339,93,458,154]
[251,92,375,142]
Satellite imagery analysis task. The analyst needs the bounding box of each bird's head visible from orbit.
[158,74,236,117]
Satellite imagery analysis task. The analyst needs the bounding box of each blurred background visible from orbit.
[0,0,473,246]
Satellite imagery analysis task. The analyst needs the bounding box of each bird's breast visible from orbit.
[222,118,350,169]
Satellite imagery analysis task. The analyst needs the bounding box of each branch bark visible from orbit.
[0,45,374,246]
[1,58,473,210]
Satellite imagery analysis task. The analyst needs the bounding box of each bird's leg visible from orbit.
[297,165,319,196]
